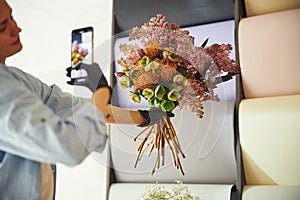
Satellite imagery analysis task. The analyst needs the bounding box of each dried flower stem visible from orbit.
[134,116,185,175]
[167,117,185,158]
[134,127,149,142]
[135,126,154,168]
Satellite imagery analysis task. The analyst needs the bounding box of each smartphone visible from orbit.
[70,26,94,78]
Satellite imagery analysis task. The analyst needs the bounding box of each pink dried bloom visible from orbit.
[115,72,126,77]
[204,44,240,73]
[80,48,89,57]
[132,70,159,91]
[118,44,146,70]
[157,63,177,82]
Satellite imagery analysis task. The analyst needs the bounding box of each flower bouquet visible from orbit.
[71,40,89,68]
[140,181,200,200]
[115,14,240,175]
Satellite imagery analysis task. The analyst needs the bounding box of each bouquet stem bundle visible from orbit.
[134,116,185,175]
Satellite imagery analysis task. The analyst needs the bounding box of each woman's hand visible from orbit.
[138,108,175,127]
[66,63,110,92]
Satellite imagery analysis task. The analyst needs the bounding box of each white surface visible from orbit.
[6,0,113,96]
[109,183,234,200]
[242,185,300,200]
[56,152,108,200]
[6,1,113,199]
[113,20,237,109]
[109,101,237,184]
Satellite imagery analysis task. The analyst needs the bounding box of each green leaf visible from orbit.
[130,70,140,79]
[161,100,175,112]
[129,93,141,104]
[142,88,154,99]
[167,89,181,101]
[148,98,161,108]
[144,61,159,72]
[154,85,166,100]
[140,56,150,68]
[168,52,178,62]
[119,76,130,89]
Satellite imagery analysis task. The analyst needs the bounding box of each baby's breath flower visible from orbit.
[140,183,170,200]
[140,181,200,200]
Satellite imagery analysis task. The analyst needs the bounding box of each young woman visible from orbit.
[0,0,168,199]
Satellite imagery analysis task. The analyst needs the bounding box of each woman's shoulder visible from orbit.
[0,65,48,94]
[0,65,27,77]
[1,65,44,83]
[2,65,29,75]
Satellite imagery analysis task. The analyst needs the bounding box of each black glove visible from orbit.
[66,63,110,92]
[138,107,175,127]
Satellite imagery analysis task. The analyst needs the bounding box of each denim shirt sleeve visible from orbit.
[0,66,107,166]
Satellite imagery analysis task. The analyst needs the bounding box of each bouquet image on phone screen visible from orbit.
[70,26,94,79]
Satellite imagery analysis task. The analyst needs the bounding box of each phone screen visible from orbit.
[71,26,93,78]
